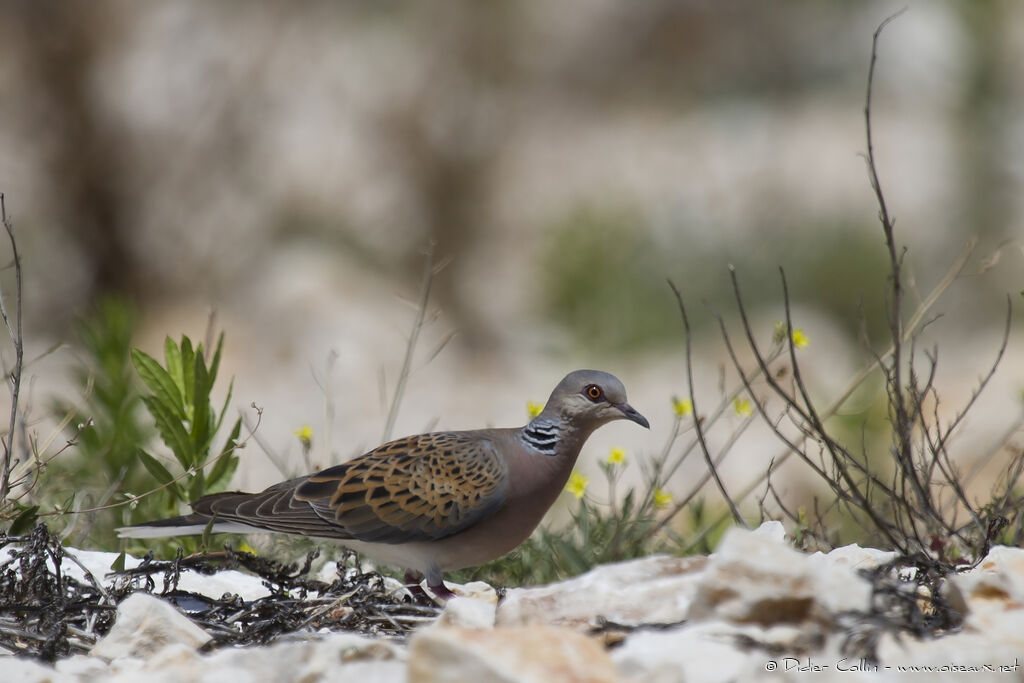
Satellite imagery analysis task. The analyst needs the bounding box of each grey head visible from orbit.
[538,369,649,432]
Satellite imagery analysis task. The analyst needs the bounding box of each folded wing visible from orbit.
[190,432,509,544]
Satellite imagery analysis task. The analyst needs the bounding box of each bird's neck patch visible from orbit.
[520,419,563,455]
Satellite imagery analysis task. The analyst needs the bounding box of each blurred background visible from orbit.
[0,1,1021,520]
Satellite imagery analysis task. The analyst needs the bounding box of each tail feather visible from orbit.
[116,513,268,539]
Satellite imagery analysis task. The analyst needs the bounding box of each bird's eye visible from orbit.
[584,384,603,402]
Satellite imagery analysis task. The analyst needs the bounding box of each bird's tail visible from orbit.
[116,513,264,539]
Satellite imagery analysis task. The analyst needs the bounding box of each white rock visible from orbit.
[895,544,1024,668]
[449,580,498,603]
[877,626,1024,673]
[811,543,896,571]
[751,520,787,544]
[612,622,748,683]
[98,630,404,683]
[408,625,617,683]
[952,545,1024,606]
[0,657,77,683]
[435,595,497,629]
[54,653,114,678]
[497,555,707,630]
[805,544,894,615]
[91,592,212,661]
[687,526,875,627]
[616,623,895,683]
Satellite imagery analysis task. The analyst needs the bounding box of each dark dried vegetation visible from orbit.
[0,524,438,662]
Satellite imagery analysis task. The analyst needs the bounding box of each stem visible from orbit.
[0,194,24,504]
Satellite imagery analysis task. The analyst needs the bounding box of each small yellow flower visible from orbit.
[527,400,545,419]
[733,397,753,417]
[672,396,693,417]
[607,447,626,466]
[237,542,259,555]
[791,328,809,349]
[565,471,589,499]
[293,424,313,448]
[653,488,673,509]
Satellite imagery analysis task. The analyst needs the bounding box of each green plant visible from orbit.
[34,318,244,556]
[129,334,241,523]
[33,298,151,546]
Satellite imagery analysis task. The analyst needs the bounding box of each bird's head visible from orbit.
[541,369,649,432]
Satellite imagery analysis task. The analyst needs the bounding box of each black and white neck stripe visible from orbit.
[520,419,562,455]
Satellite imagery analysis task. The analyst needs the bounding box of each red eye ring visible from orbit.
[584,385,603,401]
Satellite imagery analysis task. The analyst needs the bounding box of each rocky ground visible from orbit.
[3,522,1023,682]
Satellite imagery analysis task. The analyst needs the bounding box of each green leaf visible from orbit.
[201,517,218,550]
[164,336,184,401]
[8,505,39,535]
[142,395,195,469]
[191,353,212,455]
[188,472,206,501]
[138,449,184,501]
[110,552,127,572]
[131,348,186,421]
[621,489,636,518]
[208,332,225,385]
[180,337,196,412]
[213,377,235,436]
[552,536,590,575]
[207,454,238,492]
[207,418,242,488]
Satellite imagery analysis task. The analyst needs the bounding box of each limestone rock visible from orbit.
[497,555,707,630]
[686,526,875,627]
[91,592,212,661]
[612,621,750,683]
[888,544,1024,667]
[435,594,498,629]
[0,656,77,683]
[408,625,617,683]
[951,545,1024,607]
[55,653,111,679]
[99,631,405,683]
[806,543,895,615]
[751,520,787,544]
[450,580,499,603]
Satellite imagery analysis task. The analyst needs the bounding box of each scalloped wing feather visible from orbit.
[295,432,510,543]
[188,432,511,544]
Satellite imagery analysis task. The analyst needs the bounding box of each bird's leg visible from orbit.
[403,570,433,604]
[425,566,456,602]
[427,580,456,602]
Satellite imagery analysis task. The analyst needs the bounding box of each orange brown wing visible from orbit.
[191,432,509,544]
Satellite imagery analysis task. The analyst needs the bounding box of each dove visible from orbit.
[119,370,649,600]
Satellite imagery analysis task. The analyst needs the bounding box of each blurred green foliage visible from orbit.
[541,205,892,353]
[541,206,678,353]
[45,299,154,546]
[40,299,242,557]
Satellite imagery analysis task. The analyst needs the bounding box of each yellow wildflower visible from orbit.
[527,400,545,419]
[791,328,809,349]
[653,488,673,509]
[672,396,693,417]
[565,471,589,499]
[293,424,313,448]
[733,397,753,417]
[607,447,626,466]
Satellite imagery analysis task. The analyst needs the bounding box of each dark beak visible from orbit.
[616,403,650,429]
